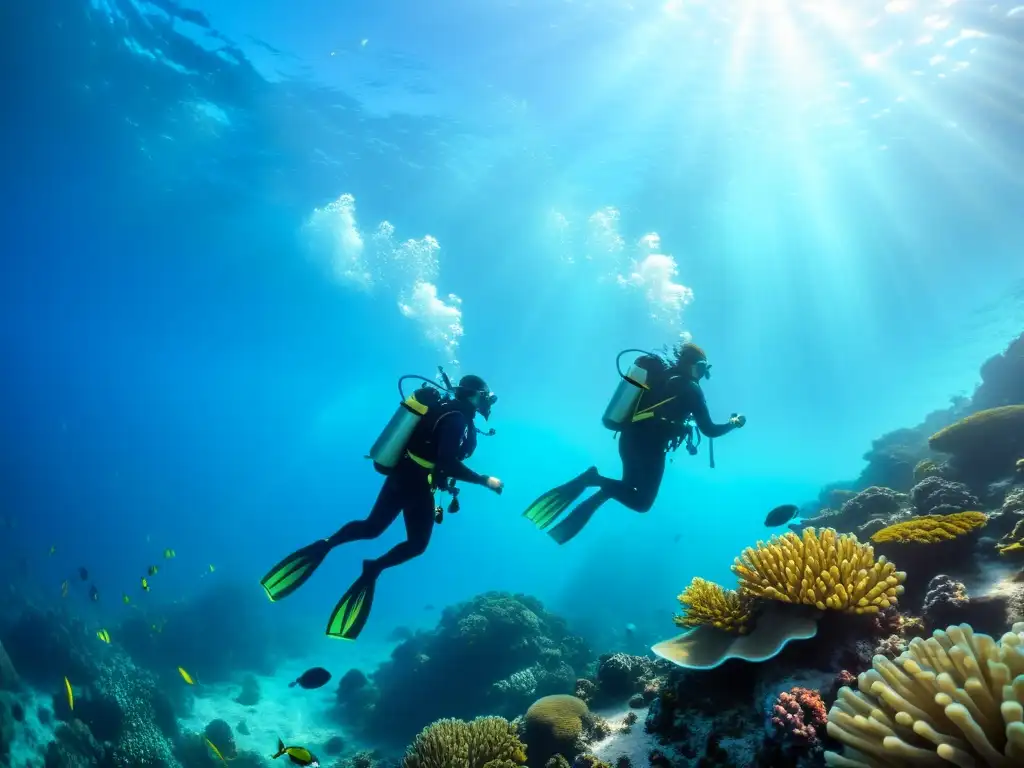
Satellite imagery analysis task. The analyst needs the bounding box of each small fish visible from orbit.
[178,667,194,685]
[764,504,800,528]
[148,565,159,577]
[205,737,229,765]
[271,738,319,767]
[672,533,682,544]
[289,667,331,690]
[61,580,69,598]
[208,564,215,572]
[49,545,56,556]
[624,622,637,635]
[164,548,176,559]
[424,604,435,611]
[89,585,99,602]
[123,593,131,605]
[96,629,111,643]
[141,577,150,592]
[64,676,74,711]
[78,567,88,581]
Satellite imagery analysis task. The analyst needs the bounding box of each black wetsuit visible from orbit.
[328,400,486,574]
[597,376,735,512]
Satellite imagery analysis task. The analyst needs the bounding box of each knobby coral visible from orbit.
[402,716,526,768]
[870,511,988,545]
[772,687,828,746]
[674,577,752,634]
[824,622,1024,766]
[732,528,906,614]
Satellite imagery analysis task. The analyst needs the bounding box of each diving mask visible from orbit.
[694,360,712,380]
[477,391,497,420]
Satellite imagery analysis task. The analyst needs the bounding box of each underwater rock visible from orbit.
[574,678,596,705]
[920,574,1010,635]
[796,486,910,534]
[2,606,97,688]
[929,404,1024,486]
[0,640,18,692]
[909,475,979,516]
[988,486,1024,539]
[323,735,345,756]
[593,654,656,704]
[0,696,12,764]
[236,720,250,736]
[115,580,278,684]
[203,718,236,759]
[234,674,260,707]
[44,719,105,768]
[352,591,591,747]
[971,331,1024,411]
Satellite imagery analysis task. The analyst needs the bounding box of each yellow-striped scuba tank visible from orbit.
[368,373,451,474]
[602,349,674,430]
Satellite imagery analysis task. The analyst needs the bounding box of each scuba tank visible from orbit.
[602,349,656,431]
[368,371,451,474]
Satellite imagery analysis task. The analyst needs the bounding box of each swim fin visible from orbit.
[548,491,610,545]
[260,539,333,602]
[523,467,599,530]
[326,566,378,640]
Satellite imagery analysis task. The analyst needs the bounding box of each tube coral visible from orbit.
[824,623,1024,767]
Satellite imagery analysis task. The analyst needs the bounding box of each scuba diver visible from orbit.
[260,371,503,640]
[523,342,745,544]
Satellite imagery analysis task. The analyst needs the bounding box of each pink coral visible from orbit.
[770,687,827,746]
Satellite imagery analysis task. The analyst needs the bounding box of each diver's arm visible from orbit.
[433,413,488,485]
[686,382,737,438]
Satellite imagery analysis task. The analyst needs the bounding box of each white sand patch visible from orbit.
[589,705,658,765]
[179,659,352,758]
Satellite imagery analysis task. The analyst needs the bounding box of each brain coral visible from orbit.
[521,694,592,765]
[675,577,752,634]
[732,527,906,614]
[402,716,526,768]
[824,622,1024,766]
[870,511,988,545]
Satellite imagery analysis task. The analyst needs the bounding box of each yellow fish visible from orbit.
[148,565,159,577]
[61,580,69,598]
[205,737,229,765]
[64,677,74,711]
[271,739,317,766]
[96,629,111,643]
[123,593,131,605]
[164,548,176,559]
[141,577,150,592]
[178,667,194,685]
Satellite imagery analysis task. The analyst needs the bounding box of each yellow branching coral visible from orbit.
[870,511,988,545]
[403,716,527,768]
[674,577,752,634]
[731,527,905,615]
[824,622,1024,767]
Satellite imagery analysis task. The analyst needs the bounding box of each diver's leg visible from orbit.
[595,434,666,512]
[364,485,435,574]
[326,475,404,547]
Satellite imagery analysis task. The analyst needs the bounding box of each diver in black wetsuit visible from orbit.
[523,343,745,544]
[260,374,503,639]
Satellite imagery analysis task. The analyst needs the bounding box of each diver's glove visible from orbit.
[485,476,504,495]
[729,413,747,428]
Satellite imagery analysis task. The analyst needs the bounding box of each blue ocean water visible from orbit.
[2,0,1023,670]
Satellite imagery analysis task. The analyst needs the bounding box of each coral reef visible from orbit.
[921,575,1015,636]
[929,404,1024,485]
[912,458,944,484]
[1,606,98,688]
[910,475,980,517]
[342,592,591,746]
[824,622,1024,765]
[674,578,751,634]
[203,718,236,759]
[999,520,1024,557]
[770,687,827,747]
[796,487,911,536]
[989,487,1024,539]
[732,528,905,614]
[401,715,526,768]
